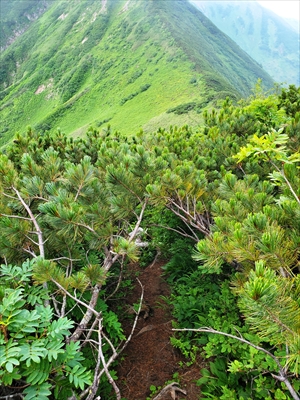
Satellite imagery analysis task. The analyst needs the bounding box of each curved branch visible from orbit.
[173,327,300,400]
[270,161,300,206]
[12,187,45,258]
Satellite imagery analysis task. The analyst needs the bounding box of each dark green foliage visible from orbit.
[127,70,144,84]
[278,85,300,117]
[162,238,198,282]
[120,84,151,105]
[140,83,151,92]
[167,102,198,115]
[61,58,92,103]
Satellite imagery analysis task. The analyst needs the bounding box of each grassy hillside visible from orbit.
[0,0,273,145]
[192,1,300,86]
[0,0,50,50]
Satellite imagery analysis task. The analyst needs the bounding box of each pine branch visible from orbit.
[107,169,143,203]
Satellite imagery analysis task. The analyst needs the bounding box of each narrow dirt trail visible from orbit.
[116,261,202,400]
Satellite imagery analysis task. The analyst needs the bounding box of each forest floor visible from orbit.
[116,260,203,400]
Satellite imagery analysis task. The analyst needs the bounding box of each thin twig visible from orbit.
[50,278,99,317]
[98,317,121,400]
[0,213,31,221]
[105,256,125,301]
[79,279,144,399]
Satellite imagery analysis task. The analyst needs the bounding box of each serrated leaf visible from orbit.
[10,309,40,333]
[0,341,20,371]
[23,382,51,400]
[35,305,53,328]
[24,358,51,386]
[19,341,47,367]
[66,364,92,390]
[48,317,74,340]
[45,339,64,361]
[0,367,21,385]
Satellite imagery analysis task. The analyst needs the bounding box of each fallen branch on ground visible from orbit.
[152,382,187,400]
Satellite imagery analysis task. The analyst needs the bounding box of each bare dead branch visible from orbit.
[270,161,300,207]
[72,221,98,234]
[166,197,210,236]
[152,382,186,400]
[84,318,103,400]
[25,234,48,247]
[51,294,61,317]
[23,248,37,258]
[118,278,144,353]
[12,187,45,258]
[150,223,199,242]
[80,279,144,400]
[70,284,101,342]
[98,318,121,400]
[81,315,101,348]
[148,249,162,268]
[128,199,148,242]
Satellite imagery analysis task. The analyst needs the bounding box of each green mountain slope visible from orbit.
[192,1,300,86]
[0,0,50,50]
[0,0,273,144]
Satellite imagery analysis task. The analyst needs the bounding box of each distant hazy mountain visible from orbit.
[284,18,300,33]
[0,0,273,144]
[192,1,300,86]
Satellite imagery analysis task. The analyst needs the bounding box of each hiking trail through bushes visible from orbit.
[116,261,203,399]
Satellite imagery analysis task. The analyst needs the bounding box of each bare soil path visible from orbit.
[116,261,202,400]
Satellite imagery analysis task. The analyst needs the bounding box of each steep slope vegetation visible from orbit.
[192,1,300,86]
[0,0,50,50]
[0,0,273,144]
